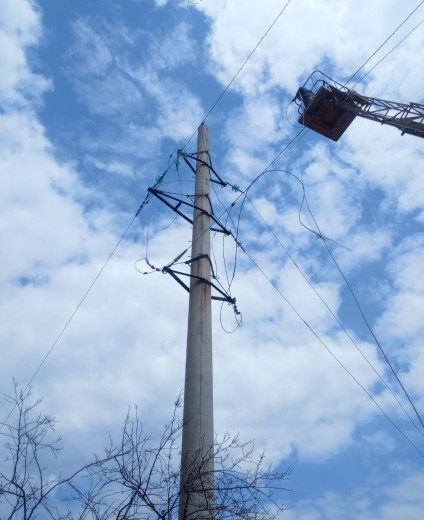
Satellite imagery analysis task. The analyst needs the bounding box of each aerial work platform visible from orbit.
[293,72,424,140]
[296,84,371,141]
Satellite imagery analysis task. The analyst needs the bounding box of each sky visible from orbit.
[1,0,424,518]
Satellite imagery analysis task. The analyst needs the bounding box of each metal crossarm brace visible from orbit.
[162,266,236,304]
[148,187,232,235]
[186,253,217,279]
[182,154,228,187]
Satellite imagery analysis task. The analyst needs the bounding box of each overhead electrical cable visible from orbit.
[161,152,423,437]
[351,16,424,89]
[345,0,424,86]
[180,0,294,151]
[247,193,424,439]
[0,173,174,428]
[155,150,424,438]
[2,211,142,428]
[241,244,424,459]
[298,173,424,432]
[233,2,424,428]
[323,237,424,431]
[211,112,424,435]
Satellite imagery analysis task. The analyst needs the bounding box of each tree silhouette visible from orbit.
[0,387,291,520]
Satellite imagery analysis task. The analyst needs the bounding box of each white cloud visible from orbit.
[360,430,395,452]
[1,2,423,516]
[140,69,204,140]
[148,21,198,71]
[66,16,203,144]
[0,0,50,106]
[340,118,424,217]
[66,18,144,117]
[376,235,424,345]
[195,0,422,96]
[284,469,424,520]
[331,228,393,274]
[0,110,88,282]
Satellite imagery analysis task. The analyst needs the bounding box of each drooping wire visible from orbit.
[210,174,241,291]
[164,149,424,436]
[297,162,424,432]
[246,190,424,440]
[241,243,424,459]
[285,102,302,129]
[135,153,242,329]
[344,0,424,87]
[192,128,311,317]
[209,181,244,332]
[208,118,424,435]
[219,299,243,334]
[228,127,308,260]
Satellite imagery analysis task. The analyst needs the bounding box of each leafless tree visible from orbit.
[0,383,65,519]
[1,387,291,520]
[0,383,130,520]
[66,395,291,520]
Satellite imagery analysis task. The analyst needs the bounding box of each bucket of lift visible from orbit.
[296,84,359,141]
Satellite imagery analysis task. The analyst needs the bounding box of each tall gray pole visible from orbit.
[179,123,214,520]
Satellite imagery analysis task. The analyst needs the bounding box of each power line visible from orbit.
[202,0,293,124]
[297,169,424,432]
[181,0,294,151]
[323,237,424,431]
[345,0,424,86]
[0,187,160,430]
[246,190,424,440]
[177,145,424,439]
[351,16,424,89]
[139,149,424,447]
[240,242,424,459]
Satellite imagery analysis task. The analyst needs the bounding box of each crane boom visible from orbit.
[293,72,424,141]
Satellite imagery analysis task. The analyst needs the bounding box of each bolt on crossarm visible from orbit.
[179,123,214,520]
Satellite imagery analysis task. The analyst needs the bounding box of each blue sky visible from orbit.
[1,0,424,518]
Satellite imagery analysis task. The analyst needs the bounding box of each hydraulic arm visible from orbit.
[293,71,424,141]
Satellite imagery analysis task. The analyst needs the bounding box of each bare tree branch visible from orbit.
[1,385,291,520]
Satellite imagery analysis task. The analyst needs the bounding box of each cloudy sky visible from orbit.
[1,0,424,517]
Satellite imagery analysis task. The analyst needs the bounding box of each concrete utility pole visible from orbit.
[179,123,214,520]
